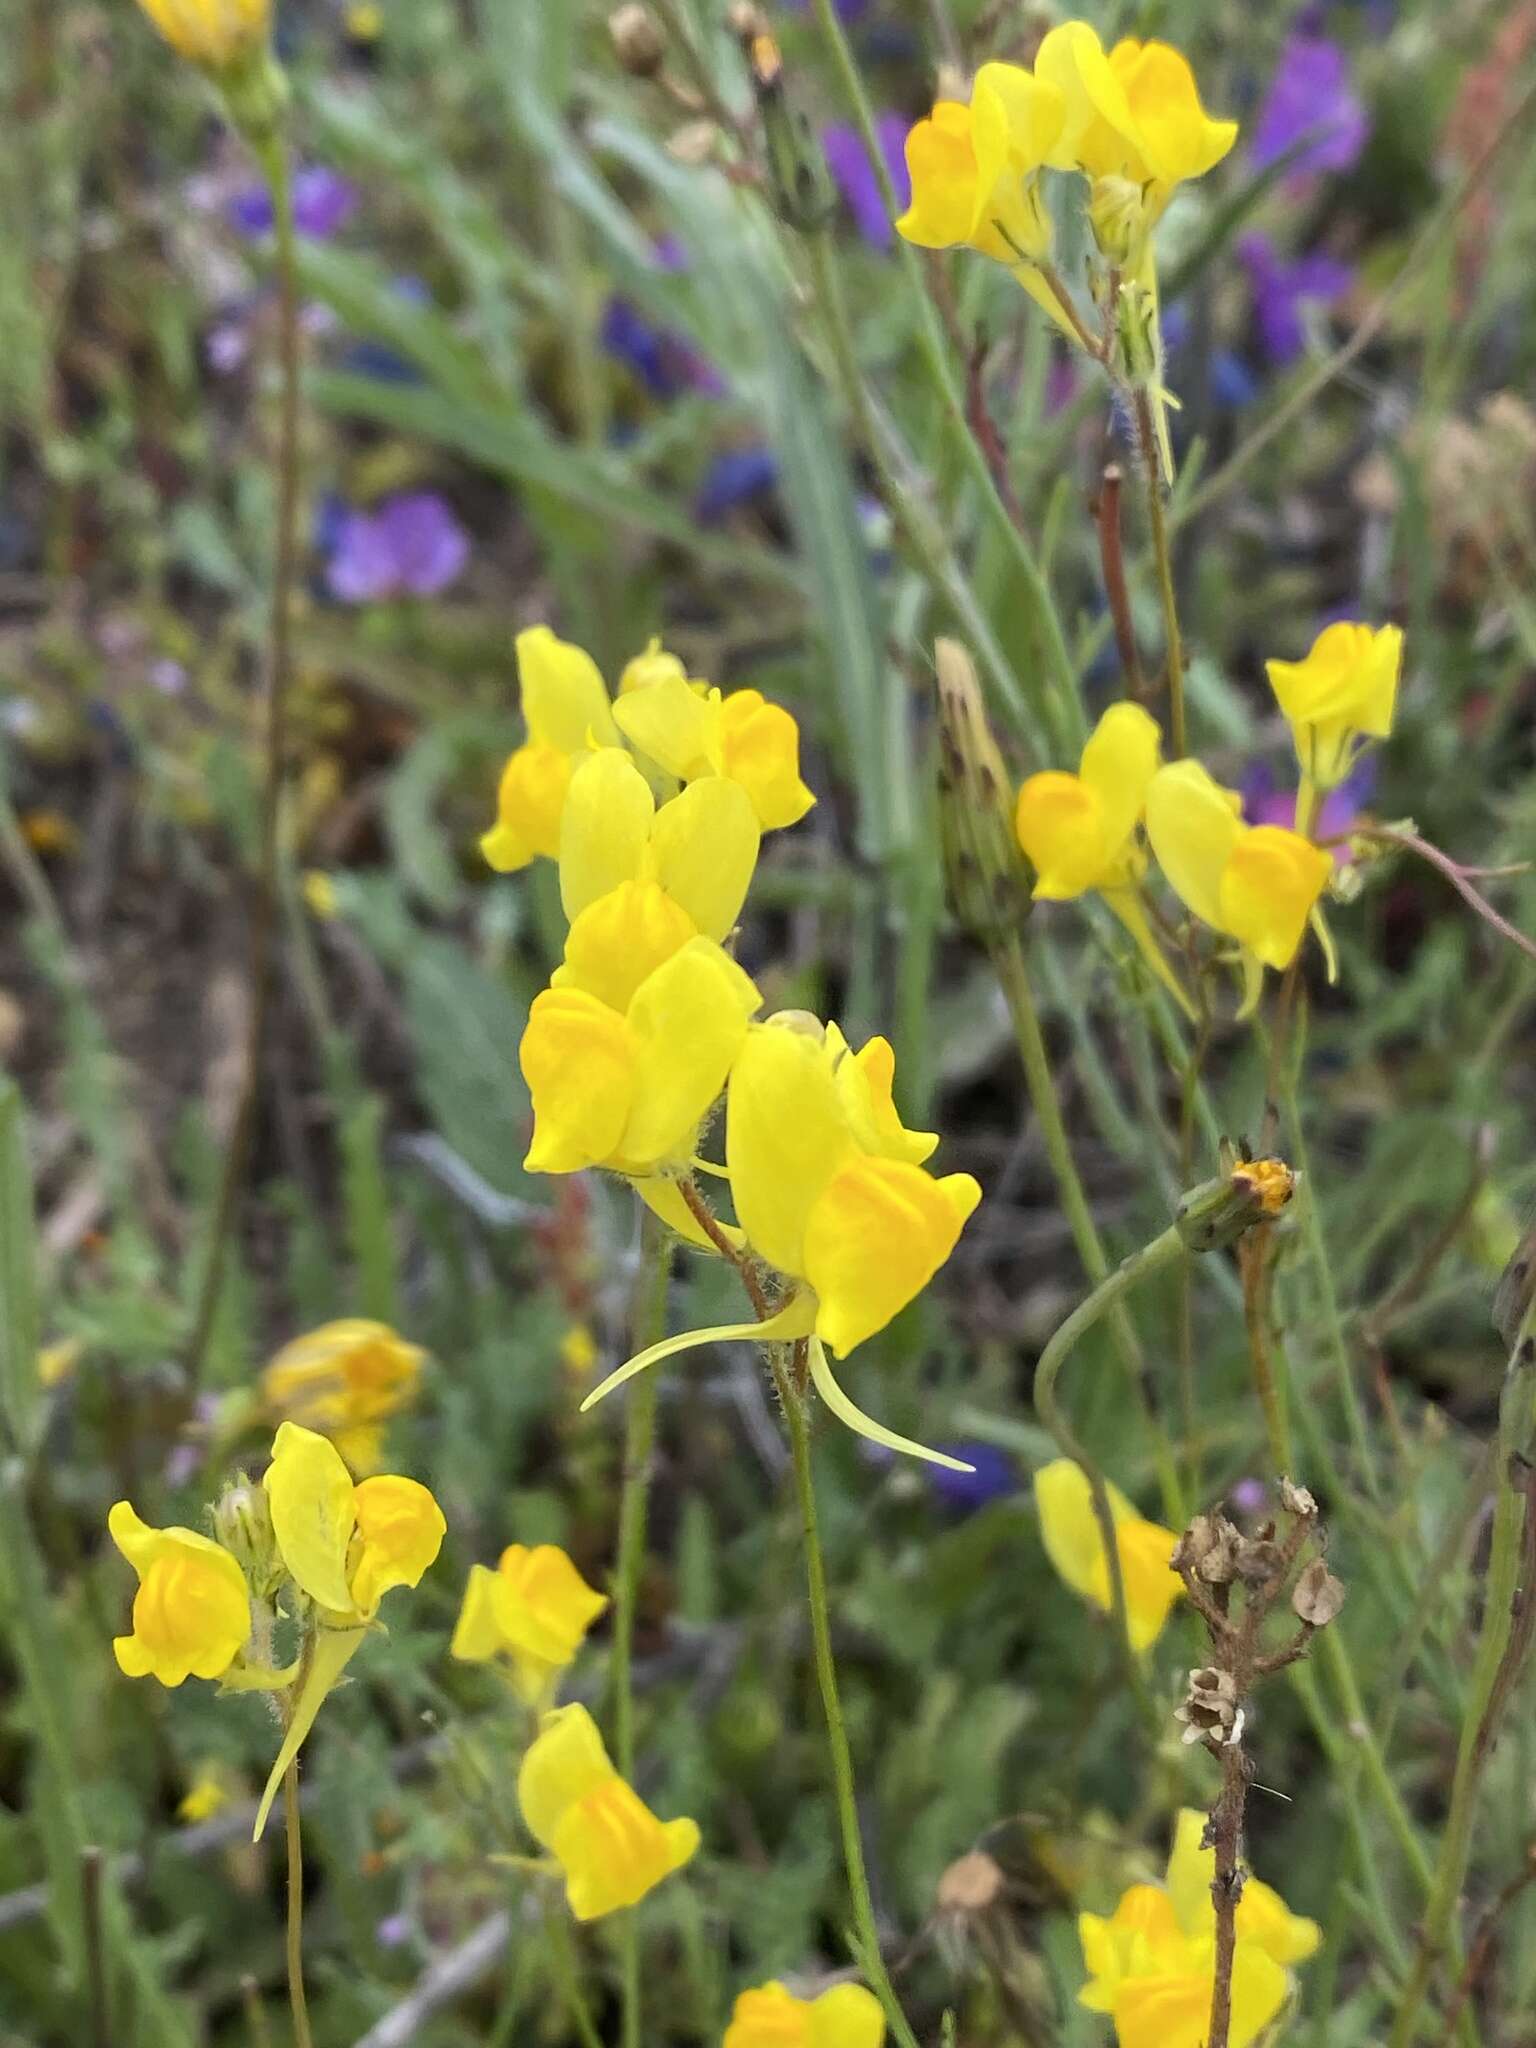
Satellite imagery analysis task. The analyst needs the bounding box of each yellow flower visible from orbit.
[481,626,620,872]
[1078,1808,1319,2048]
[520,880,761,1179]
[724,1980,886,2048]
[38,1338,81,1389]
[581,1017,980,1473]
[177,1766,231,1824]
[301,870,338,920]
[133,0,270,68]
[108,1503,250,1688]
[559,1323,598,1378]
[450,1544,609,1702]
[1014,703,1191,1013]
[518,1703,699,1920]
[1034,1459,1182,1654]
[614,679,816,831]
[896,65,1077,332]
[1036,23,1236,258]
[1265,621,1402,800]
[264,1421,444,1627]
[1144,760,1333,1014]
[261,1319,425,1476]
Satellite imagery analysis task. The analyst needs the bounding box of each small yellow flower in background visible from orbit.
[724,1979,886,2048]
[1035,1459,1182,1654]
[177,1765,232,1825]
[19,810,78,857]
[481,627,620,872]
[559,1322,598,1378]
[108,1503,251,1687]
[582,1016,980,1472]
[261,1318,425,1476]
[1036,23,1237,264]
[301,869,338,920]
[518,1703,699,1920]
[37,1338,81,1389]
[450,1543,609,1702]
[1265,620,1402,805]
[1144,760,1333,1015]
[1014,702,1191,1015]
[344,1,382,39]
[1078,1807,1320,2048]
[133,0,270,69]
[896,65,1078,334]
[264,1420,444,1626]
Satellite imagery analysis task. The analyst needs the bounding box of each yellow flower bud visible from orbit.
[724,1979,886,2048]
[108,1502,251,1688]
[133,0,270,69]
[1034,1459,1182,1654]
[518,1704,699,1920]
[263,1421,444,1626]
[450,1544,609,1701]
[618,636,689,694]
[1264,620,1402,794]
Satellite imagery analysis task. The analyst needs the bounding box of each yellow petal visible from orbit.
[727,1021,857,1279]
[520,987,636,1174]
[517,1702,617,1849]
[618,637,690,695]
[551,1777,700,1919]
[264,1422,358,1615]
[485,1544,608,1669]
[553,878,698,1013]
[968,63,1058,264]
[1035,1458,1182,1652]
[1036,19,1142,179]
[809,1984,887,2048]
[1112,38,1237,185]
[621,938,761,1169]
[835,1032,938,1167]
[1217,826,1332,971]
[896,102,982,250]
[516,625,618,754]
[1078,701,1163,857]
[262,1319,423,1436]
[108,1503,250,1689]
[724,1983,807,2048]
[348,1473,445,1616]
[648,776,761,942]
[719,690,816,830]
[1239,1879,1322,1967]
[559,748,656,923]
[480,741,570,871]
[1015,771,1111,899]
[252,1627,366,1841]
[449,1562,505,1663]
[803,1158,980,1356]
[1144,760,1244,933]
[612,674,723,781]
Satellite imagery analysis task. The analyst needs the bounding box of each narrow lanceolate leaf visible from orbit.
[0,1079,41,1453]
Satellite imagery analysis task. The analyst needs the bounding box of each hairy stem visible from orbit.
[283,1765,313,2048]
[1134,388,1186,757]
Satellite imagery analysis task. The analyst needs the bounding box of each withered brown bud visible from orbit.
[1235,1535,1284,1585]
[1292,1558,1347,1628]
[609,3,665,76]
[1176,1665,1240,1745]
[937,1849,1004,1915]
[1278,1477,1317,1519]
[1175,1513,1244,1585]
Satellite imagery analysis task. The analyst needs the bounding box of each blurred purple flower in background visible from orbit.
[1238,233,1355,365]
[926,1444,1018,1513]
[1243,755,1375,856]
[1250,34,1368,183]
[695,445,779,523]
[228,165,360,240]
[600,298,724,400]
[324,493,470,603]
[784,0,872,18]
[821,114,911,249]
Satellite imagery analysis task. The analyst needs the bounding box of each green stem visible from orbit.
[283,1765,314,2048]
[778,1358,921,2048]
[182,129,302,1388]
[1386,1306,1536,2048]
[995,933,1184,1525]
[547,1908,604,2048]
[609,1212,670,2048]
[1134,388,1186,757]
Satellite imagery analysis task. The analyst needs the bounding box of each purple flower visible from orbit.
[1229,1477,1269,1517]
[926,1444,1018,1513]
[1159,305,1258,411]
[1250,35,1368,183]
[1242,755,1375,856]
[600,298,723,400]
[784,0,871,18]
[228,165,360,241]
[821,114,911,250]
[695,446,778,523]
[1238,233,1354,366]
[324,493,470,603]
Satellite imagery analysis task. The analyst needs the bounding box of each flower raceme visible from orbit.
[261,1317,425,1474]
[108,1504,251,1687]
[451,1543,608,1703]
[1078,1808,1320,2048]
[724,1980,886,2048]
[518,1703,699,1920]
[1144,760,1333,1015]
[481,625,813,874]
[1265,619,1402,806]
[582,1015,981,1471]
[1035,1459,1183,1653]
[1013,702,1192,1014]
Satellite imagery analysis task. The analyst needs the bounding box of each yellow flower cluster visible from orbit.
[495,628,981,1469]
[1079,1810,1320,2048]
[109,1420,445,1839]
[1016,622,1402,1016]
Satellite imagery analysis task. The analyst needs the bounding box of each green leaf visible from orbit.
[0,1082,40,1454]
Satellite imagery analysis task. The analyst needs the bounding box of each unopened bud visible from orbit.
[753,42,836,232]
[212,1473,282,1598]
[1087,175,1145,268]
[1292,1558,1346,1628]
[1175,1159,1296,1253]
[609,3,665,76]
[934,638,1031,947]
